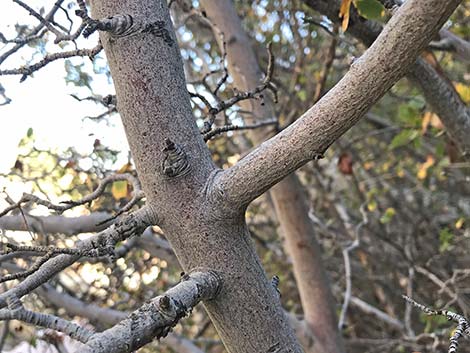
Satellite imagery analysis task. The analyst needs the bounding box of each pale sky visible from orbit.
[0,1,129,201]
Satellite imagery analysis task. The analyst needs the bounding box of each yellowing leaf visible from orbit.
[422,111,444,135]
[421,111,432,135]
[357,249,368,266]
[339,0,353,32]
[367,200,377,212]
[455,82,470,104]
[112,180,128,200]
[117,162,133,173]
[227,154,241,166]
[380,207,396,224]
[417,155,435,180]
[455,218,465,229]
[363,161,374,170]
[86,175,94,191]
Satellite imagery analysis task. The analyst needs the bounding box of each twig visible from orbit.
[313,28,337,102]
[12,0,65,40]
[402,295,470,353]
[0,174,142,218]
[338,203,368,329]
[0,44,103,82]
[0,207,153,298]
[203,119,277,142]
[404,267,416,336]
[193,42,277,135]
[0,0,64,66]
[350,296,404,330]
[0,250,55,284]
[213,33,228,96]
[0,295,93,342]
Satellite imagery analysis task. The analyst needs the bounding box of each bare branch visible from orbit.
[0,206,155,309]
[350,296,404,330]
[0,174,143,218]
[338,204,368,329]
[403,295,470,353]
[0,44,103,82]
[212,0,461,207]
[80,270,221,353]
[0,212,113,235]
[0,0,64,65]
[304,0,470,157]
[203,119,278,142]
[12,0,66,39]
[0,294,93,343]
[192,42,278,135]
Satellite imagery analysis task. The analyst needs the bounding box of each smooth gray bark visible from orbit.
[213,0,461,205]
[304,0,470,156]
[81,271,220,353]
[89,0,459,351]
[90,1,302,352]
[0,213,111,235]
[199,1,344,352]
[0,0,459,352]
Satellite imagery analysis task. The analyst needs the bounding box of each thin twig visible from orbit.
[0,174,142,218]
[403,295,470,353]
[203,119,277,142]
[0,44,103,82]
[338,203,368,329]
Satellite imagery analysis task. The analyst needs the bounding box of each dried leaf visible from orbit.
[117,162,133,173]
[421,111,432,135]
[338,152,354,175]
[454,82,470,103]
[339,0,353,32]
[455,218,464,229]
[417,155,435,180]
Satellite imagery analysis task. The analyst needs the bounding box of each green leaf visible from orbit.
[27,127,33,138]
[111,180,128,200]
[439,228,454,252]
[353,0,384,20]
[389,129,419,150]
[380,207,396,224]
[397,104,420,125]
[297,90,307,102]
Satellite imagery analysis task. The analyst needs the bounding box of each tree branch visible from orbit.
[0,294,93,343]
[211,0,461,207]
[0,212,113,235]
[403,295,470,353]
[80,270,221,353]
[0,206,155,309]
[304,0,470,157]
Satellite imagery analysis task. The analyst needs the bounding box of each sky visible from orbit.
[0,1,129,202]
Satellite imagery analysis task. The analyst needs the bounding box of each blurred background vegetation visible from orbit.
[0,0,469,352]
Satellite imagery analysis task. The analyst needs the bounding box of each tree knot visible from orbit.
[162,138,191,178]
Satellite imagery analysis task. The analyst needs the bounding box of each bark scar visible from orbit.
[162,138,191,178]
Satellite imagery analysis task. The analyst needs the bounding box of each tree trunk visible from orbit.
[84,0,460,351]
[90,1,303,352]
[303,0,470,156]
[199,1,344,352]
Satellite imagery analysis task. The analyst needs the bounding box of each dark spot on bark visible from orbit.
[297,241,309,249]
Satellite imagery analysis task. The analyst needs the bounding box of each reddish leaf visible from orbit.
[338,152,354,175]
